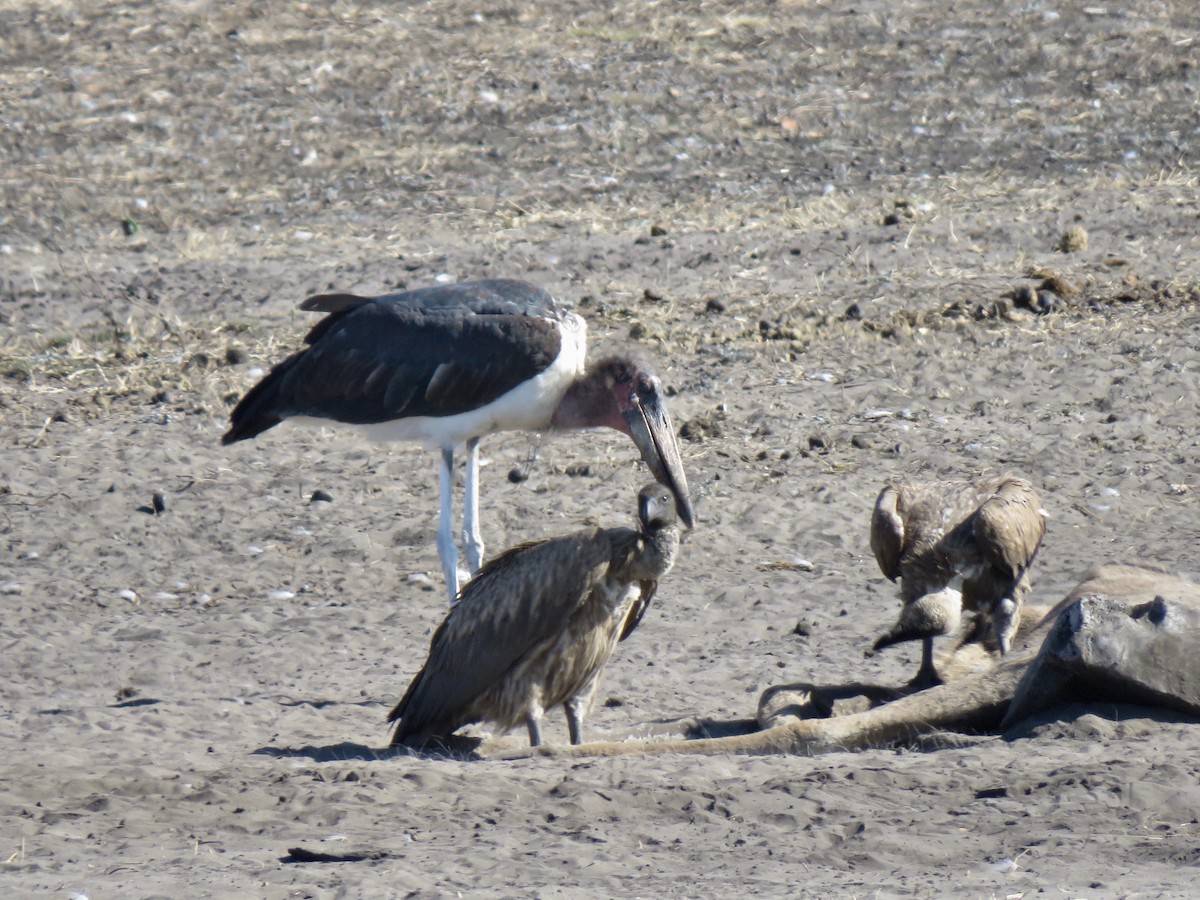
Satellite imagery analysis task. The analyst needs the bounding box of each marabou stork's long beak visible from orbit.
[623,390,695,530]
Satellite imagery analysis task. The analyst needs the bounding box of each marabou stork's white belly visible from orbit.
[295,312,588,449]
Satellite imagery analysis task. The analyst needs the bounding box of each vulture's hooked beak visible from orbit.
[623,387,695,530]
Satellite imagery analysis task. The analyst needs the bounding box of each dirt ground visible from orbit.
[3,0,1200,896]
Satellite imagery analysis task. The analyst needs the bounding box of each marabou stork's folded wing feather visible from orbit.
[222,280,566,443]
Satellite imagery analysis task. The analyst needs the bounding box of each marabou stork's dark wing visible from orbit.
[389,527,636,741]
[222,279,565,443]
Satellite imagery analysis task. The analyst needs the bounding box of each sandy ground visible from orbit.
[3,1,1200,896]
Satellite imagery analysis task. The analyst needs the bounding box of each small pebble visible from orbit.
[117,588,139,602]
[310,489,334,503]
[248,546,264,555]
[0,582,22,595]
[267,590,296,601]
[1034,290,1058,314]
[1059,225,1088,253]
[1012,284,1038,311]
[21,550,39,560]
[809,372,834,383]
[507,467,528,483]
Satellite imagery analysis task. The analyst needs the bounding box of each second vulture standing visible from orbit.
[868,473,1048,687]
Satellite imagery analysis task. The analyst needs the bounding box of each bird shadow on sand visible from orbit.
[253,734,487,762]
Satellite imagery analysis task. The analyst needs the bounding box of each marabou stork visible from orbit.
[222,279,693,602]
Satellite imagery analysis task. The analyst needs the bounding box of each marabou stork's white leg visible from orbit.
[436,446,461,605]
[462,436,485,575]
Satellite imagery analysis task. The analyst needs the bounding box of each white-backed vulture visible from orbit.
[388,483,680,748]
[868,474,1047,685]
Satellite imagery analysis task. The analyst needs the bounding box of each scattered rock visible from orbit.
[310,489,334,503]
[564,463,591,477]
[1035,290,1059,314]
[649,224,668,237]
[0,582,22,595]
[642,288,664,303]
[704,297,726,314]
[507,467,528,484]
[851,434,872,450]
[137,492,167,515]
[186,351,212,370]
[1012,285,1056,315]
[225,344,249,365]
[680,414,722,442]
[808,434,830,452]
[970,298,1011,320]
[759,320,805,341]
[1034,271,1078,298]
[844,303,862,320]
[1059,225,1088,253]
[793,619,813,637]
